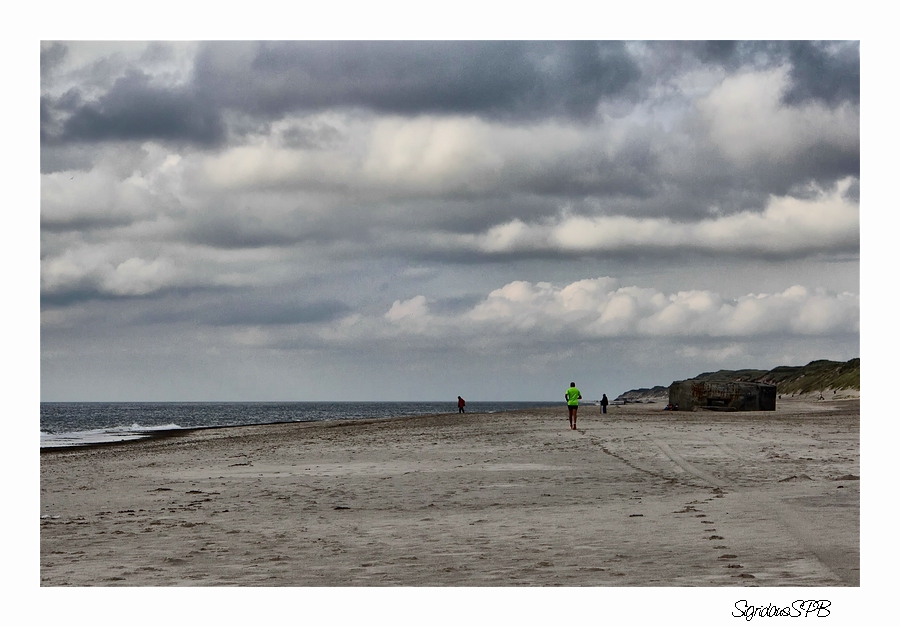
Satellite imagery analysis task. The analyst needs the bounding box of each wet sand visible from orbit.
[40,397,859,586]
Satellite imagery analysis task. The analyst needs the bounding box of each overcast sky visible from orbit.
[39,40,860,402]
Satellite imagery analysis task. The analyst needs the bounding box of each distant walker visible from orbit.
[565,382,582,429]
[457,396,466,413]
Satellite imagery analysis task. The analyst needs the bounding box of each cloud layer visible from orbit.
[392,279,859,339]
[40,41,860,401]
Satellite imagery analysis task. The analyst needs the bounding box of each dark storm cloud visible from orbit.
[663,144,859,219]
[693,40,739,65]
[687,40,788,69]
[183,218,307,250]
[41,286,114,308]
[41,213,137,233]
[192,41,641,121]
[39,40,859,154]
[48,70,225,146]
[41,284,193,308]
[782,41,859,106]
[43,41,641,148]
[792,137,860,182]
[680,40,859,106]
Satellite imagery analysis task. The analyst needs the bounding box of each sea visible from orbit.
[39,401,557,449]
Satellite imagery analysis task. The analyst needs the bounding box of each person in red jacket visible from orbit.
[457,396,466,413]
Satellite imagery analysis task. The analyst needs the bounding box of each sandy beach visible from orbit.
[40,397,859,587]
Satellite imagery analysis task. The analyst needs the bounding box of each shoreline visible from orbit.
[39,394,861,453]
[40,399,859,586]
[39,406,562,453]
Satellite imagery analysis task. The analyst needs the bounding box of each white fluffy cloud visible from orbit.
[425,178,858,257]
[41,142,188,233]
[377,277,858,343]
[159,276,858,354]
[40,246,177,297]
[696,67,859,165]
[196,114,586,197]
[40,237,316,301]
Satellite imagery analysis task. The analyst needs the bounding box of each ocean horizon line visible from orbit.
[40,399,561,404]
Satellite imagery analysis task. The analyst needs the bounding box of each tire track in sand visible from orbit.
[584,431,710,489]
[648,438,726,489]
[583,434,674,483]
[582,430,726,489]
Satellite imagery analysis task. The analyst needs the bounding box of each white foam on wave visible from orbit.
[40,423,184,448]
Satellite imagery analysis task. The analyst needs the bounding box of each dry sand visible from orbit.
[40,397,859,587]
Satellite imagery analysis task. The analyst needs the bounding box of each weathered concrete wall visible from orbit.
[668,380,776,411]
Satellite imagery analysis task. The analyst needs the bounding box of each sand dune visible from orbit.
[40,396,859,586]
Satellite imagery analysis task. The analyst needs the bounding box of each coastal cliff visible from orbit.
[615,358,859,403]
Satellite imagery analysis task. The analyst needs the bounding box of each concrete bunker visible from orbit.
[668,380,776,411]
